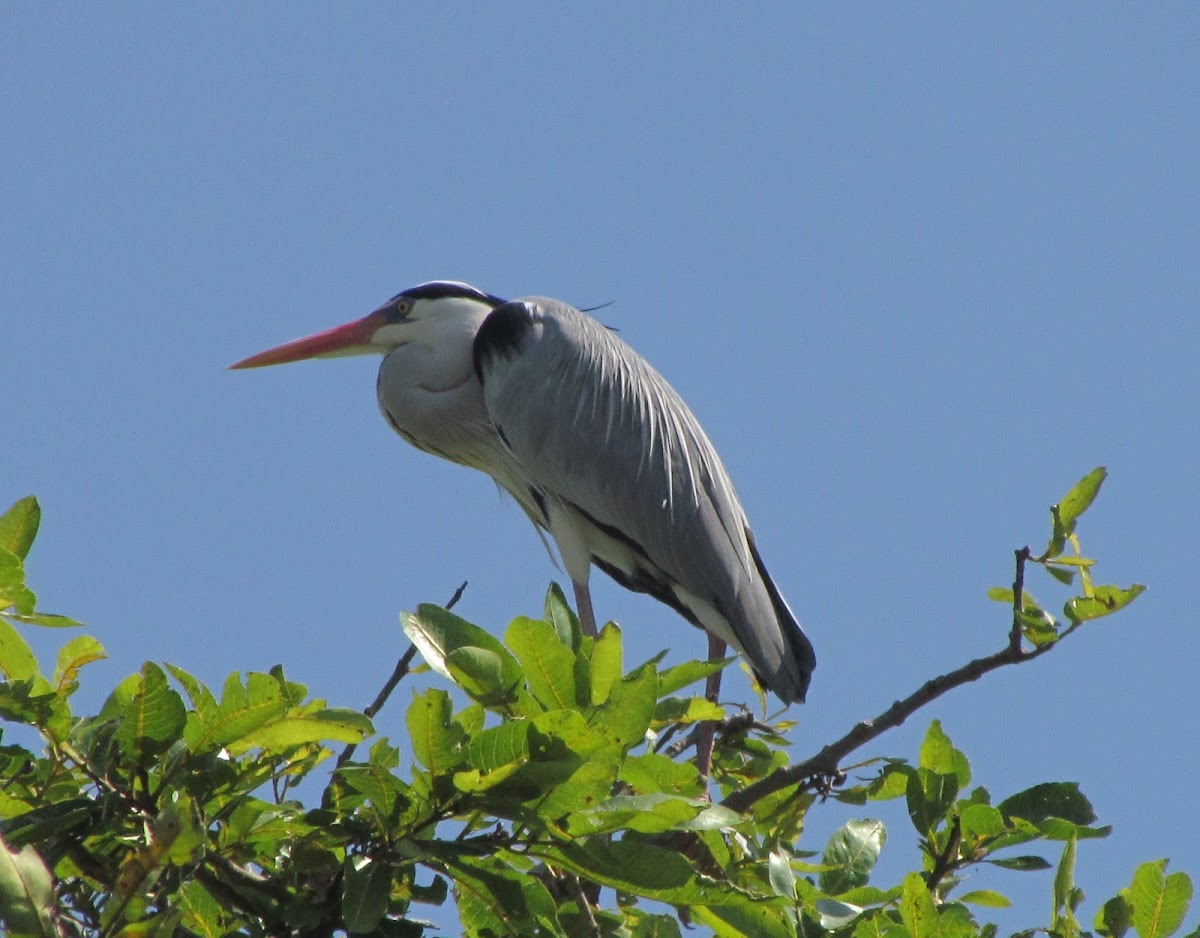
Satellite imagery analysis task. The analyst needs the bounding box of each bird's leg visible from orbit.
[572,579,599,638]
[695,634,727,781]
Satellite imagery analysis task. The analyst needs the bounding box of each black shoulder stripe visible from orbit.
[473,301,536,381]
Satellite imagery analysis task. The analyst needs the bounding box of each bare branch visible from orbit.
[723,550,1074,813]
[329,581,468,782]
[925,814,963,893]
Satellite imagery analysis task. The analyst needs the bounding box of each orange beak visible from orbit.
[230,309,391,369]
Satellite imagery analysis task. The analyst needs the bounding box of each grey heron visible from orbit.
[232,281,815,717]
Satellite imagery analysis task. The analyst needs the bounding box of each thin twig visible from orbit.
[925,814,963,892]
[566,872,601,938]
[1010,547,1031,652]
[329,582,469,780]
[723,550,1074,813]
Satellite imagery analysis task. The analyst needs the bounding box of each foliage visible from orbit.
[0,473,1190,938]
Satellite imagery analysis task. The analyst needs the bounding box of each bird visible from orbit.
[232,280,815,720]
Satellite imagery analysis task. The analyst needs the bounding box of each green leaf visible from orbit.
[619,752,702,796]
[0,799,97,849]
[900,872,937,938]
[507,616,578,710]
[630,913,685,938]
[1097,895,1134,938]
[0,619,41,681]
[766,850,796,900]
[1053,837,1079,931]
[1064,584,1146,623]
[919,720,971,787]
[406,688,466,774]
[999,782,1096,827]
[1058,467,1107,530]
[342,855,391,934]
[181,671,288,752]
[235,708,372,752]
[1129,860,1193,938]
[0,498,39,561]
[529,839,758,906]
[0,834,56,937]
[906,767,958,836]
[821,818,886,895]
[867,763,912,801]
[109,662,188,763]
[691,902,795,938]
[5,612,84,628]
[449,854,561,937]
[543,581,581,648]
[987,855,1052,871]
[164,664,218,721]
[657,657,731,697]
[594,663,658,750]
[653,696,725,724]
[589,622,623,705]
[960,803,1006,839]
[0,548,35,616]
[402,605,523,704]
[959,890,1013,908]
[53,634,107,690]
[466,720,531,773]
[566,793,709,836]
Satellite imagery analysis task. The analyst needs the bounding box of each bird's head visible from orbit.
[230,281,505,369]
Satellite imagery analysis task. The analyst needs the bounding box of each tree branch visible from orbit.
[330,582,468,779]
[723,549,1076,813]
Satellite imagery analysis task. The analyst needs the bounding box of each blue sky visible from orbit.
[4,5,1198,929]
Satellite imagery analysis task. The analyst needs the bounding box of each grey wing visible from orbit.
[476,297,812,699]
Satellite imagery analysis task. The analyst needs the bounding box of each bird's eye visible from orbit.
[394,297,414,318]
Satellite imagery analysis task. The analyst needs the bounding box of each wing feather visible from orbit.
[478,297,813,700]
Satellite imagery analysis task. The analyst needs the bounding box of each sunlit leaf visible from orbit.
[766,849,796,900]
[0,619,41,682]
[594,663,658,750]
[403,605,523,704]
[657,657,731,697]
[619,752,702,796]
[1129,859,1193,938]
[589,622,623,705]
[959,890,1012,908]
[235,708,372,753]
[960,803,1006,838]
[1058,467,1107,529]
[543,582,581,648]
[821,818,886,895]
[900,872,937,938]
[566,793,709,836]
[4,612,84,628]
[406,688,466,774]
[53,634,106,690]
[464,722,527,774]
[1064,584,1146,623]
[529,839,758,906]
[507,615,578,710]
[691,901,795,938]
[109,662,187,763]
[0,498,39,561]
[0,548,35,616]
[919,720,970,787]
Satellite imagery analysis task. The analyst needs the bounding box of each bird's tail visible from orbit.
[747,534,816,704]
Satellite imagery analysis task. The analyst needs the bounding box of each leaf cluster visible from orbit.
[0,472,1191,938]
